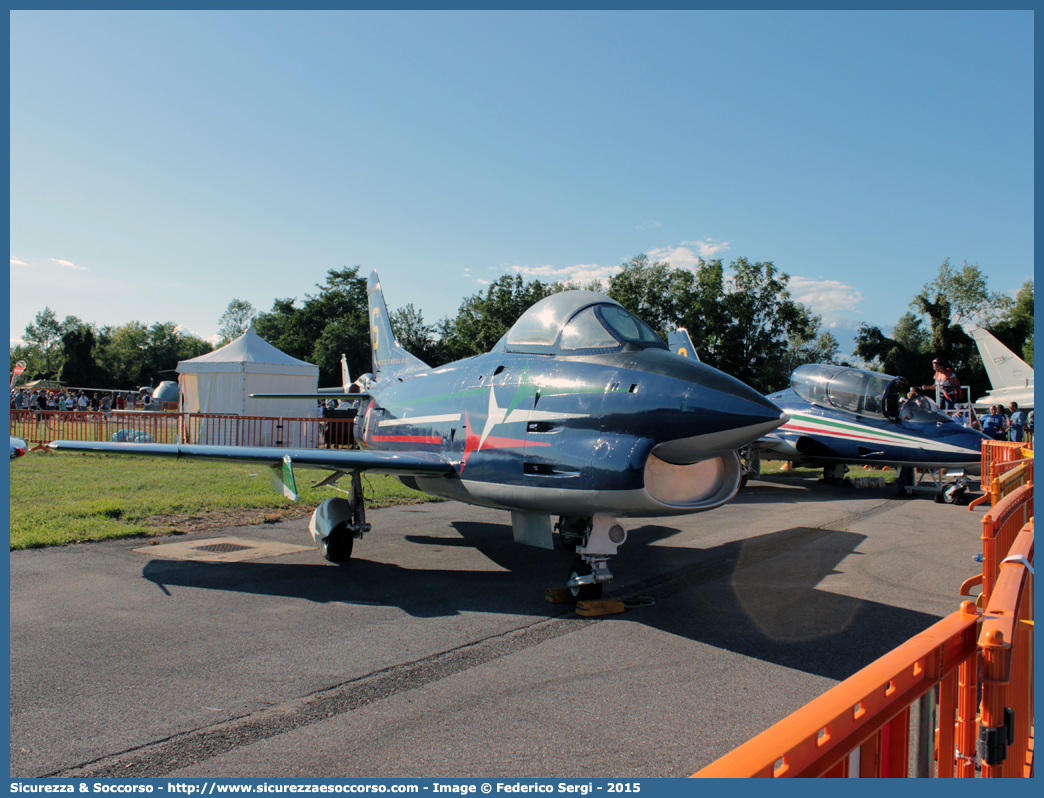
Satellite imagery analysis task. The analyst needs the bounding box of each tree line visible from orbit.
[11,255,1033,399]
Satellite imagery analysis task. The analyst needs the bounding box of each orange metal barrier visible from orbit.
[691,604,981,778]
[694,513,1034,779]
[11,410,357,450]
[971,441,1029,510]
[978,521,1034,778]
[990,459,1034,506]
[959,485,1033,608]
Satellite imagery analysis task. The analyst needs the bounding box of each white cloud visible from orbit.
[682,238,732,258]
[476,278,490,285]
[508,263,622,287]
[787,276,863,314]
[10,256,26,266]
[647,239,731,270]
[50,258,85,270]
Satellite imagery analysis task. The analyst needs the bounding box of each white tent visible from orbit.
[177,328,320,446]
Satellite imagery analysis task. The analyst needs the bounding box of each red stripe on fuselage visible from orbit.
[371,434,442,444]
[781,422,895,445]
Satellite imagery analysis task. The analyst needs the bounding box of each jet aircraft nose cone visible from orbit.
[654,363,789,464]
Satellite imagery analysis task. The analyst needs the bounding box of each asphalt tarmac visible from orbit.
[10,473,988,778]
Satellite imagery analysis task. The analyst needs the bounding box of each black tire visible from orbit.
[568,558,603,602]
[320,531,354,563]
[739,473,750,489]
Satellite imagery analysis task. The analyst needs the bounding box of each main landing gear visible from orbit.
[309,471,372,563]
[555,515,628,602]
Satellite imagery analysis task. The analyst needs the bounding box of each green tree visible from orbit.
[217,299,258,344]
[438,275,555,362]
[391,303,440,365]
[22,307,64,379]
[253,266,370,385]
[605,254,679,339]
[711,258,823,393]
[987,279,1034,367]
[58,321,100,387]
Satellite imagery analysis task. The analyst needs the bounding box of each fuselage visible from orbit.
[355,347,787,517]
[762,388,988,474]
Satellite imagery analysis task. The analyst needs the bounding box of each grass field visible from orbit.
[9,450,894,551]
[9,450,442,550]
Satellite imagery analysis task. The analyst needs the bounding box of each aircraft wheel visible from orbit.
[320,531,354,563]
[568,559,603,602]
[739,473,749,489]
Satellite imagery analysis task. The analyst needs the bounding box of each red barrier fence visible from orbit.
[10,410,357,450]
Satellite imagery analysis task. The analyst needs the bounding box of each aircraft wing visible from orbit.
[249,393,370,400]
[46,440,455,478]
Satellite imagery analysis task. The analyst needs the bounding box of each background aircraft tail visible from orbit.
[667,328,701,361]
[969,326,1034,389]
[367,271,432,379]
[341,354,351,390]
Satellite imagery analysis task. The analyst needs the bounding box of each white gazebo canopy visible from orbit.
[176,327,319,421]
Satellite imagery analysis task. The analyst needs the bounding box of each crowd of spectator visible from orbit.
[10,388,143,416]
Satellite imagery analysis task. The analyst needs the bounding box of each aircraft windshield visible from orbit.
[791,364,899,418]
[899,395,952,424]
[502,291,666,353]
[505,291,612,347]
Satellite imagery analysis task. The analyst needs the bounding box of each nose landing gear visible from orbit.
[558,515,628,602]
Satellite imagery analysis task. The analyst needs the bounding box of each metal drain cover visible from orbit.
[193,542,256,554]
[134,536,314,563]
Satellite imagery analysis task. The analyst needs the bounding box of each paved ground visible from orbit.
[10,473,988,778]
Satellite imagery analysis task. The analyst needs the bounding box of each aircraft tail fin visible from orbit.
[340,354,351,391]
[969,326,1034,390]
[367,271,431,379]
[667,328,701,361]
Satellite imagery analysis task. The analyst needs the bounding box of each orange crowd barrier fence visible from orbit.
[693,519,1035,778]
[978,520,1034,778]
[959,484,1033,607]
[970,441,1029,510]
[691,604,981,778]
[10,410,357,450]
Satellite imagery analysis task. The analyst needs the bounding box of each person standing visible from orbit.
[980,405,1008,441]
[1008,401,1027,442]
[924,357,960,410]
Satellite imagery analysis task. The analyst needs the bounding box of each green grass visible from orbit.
[757,460,898,481]
[9,451,442,550]
[10,450,896,551]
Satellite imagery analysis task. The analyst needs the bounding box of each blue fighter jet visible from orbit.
[48,272,787,599]
[750,363,989,481]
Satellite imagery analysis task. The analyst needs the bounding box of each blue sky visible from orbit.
[9,10,1034,359]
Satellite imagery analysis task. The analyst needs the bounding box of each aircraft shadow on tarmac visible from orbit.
[141,515,940,683]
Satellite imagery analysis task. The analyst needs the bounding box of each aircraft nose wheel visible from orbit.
[320,530,354,563]
[567,558,603,601]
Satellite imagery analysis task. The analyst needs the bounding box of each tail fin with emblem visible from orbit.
[667,328,701,361]
[969,326,1034,390]
[367,270,431,379]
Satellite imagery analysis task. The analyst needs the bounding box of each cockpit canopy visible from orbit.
[792,364,908,419]
[492,291,667,355]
